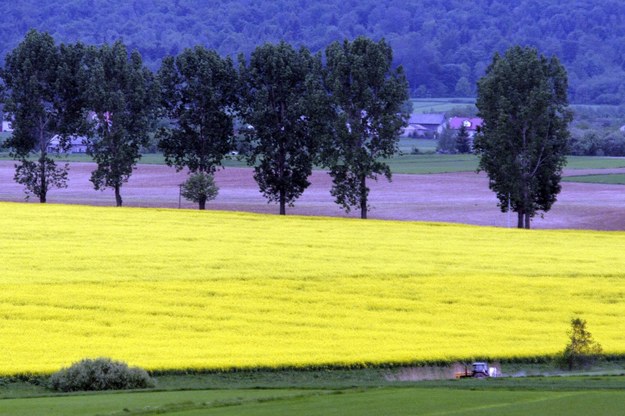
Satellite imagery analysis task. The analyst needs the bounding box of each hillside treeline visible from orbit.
[1,0,624,104]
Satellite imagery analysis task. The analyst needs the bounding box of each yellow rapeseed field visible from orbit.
[0,202,624,375]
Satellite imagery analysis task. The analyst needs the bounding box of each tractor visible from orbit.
[455,362,495,379]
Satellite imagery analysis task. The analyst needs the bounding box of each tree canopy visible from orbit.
[1,30,86,202]
[238,42,326,215]
[474,46,571,229]
[158,46,238,209]
[322,37,409,219]
[84,41,158,206]
[1,0,624,104]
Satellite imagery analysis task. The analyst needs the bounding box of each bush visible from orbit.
[602,133,625,156]
[48,358,154,392]
[569,132,602,156]
[436,126,457,154]
[568,131,625,156]
[181,172,219,210]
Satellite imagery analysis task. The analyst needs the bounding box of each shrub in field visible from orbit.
[181,172,219,210]
[48,358,154,392]
[559,318,603,370]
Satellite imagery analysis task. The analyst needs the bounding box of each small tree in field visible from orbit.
[181,172,219,210]
[561,317,602,370]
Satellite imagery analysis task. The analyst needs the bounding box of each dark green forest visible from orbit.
[1,0,625,104]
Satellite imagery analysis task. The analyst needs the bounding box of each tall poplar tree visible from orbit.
[238,41,327,215]
[322,37,409,219]
[84,41,157,207]
[474,46,571,229]
[1,30,86,202]
[158,46,238,210]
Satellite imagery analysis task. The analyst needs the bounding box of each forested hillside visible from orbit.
[1,0,625,103]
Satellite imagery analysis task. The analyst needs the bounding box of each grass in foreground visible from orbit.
[192,388,625,416]
[0,388,327,416]
[4,375,625,416]
[2,204,625,375]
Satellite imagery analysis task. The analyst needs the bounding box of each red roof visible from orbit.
[448,117,483,131]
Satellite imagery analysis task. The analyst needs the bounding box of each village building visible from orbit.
[447,117,483,138]
[403,113,446,137]
[47,135,88,154]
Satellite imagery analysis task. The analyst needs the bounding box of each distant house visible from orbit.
[403,113,446,137]
[47,135,88,154]
[1,120,13,133]
[1,111,14,133]
[401,123,428,137]
[448,117,483,138]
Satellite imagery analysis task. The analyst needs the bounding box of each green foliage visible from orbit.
[158,46,238,175]
[455,124,471,154]
[238,41,327,215]
[48,358,154,392]
[84,41,158,206]
[1,30,85,202]
[573,132,625,157]
[569,131,604,156]
[436,126,457,154]
[559,318,603,371]
[14,159,69,201]
[322,37,409,219]
[474,46,572,229]
[181,172,219,210]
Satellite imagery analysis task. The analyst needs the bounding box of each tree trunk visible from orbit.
[517,210,531,229]
[520,179,531,229]
[198,196,206,210]
[360,175,367,219]
[279,189,286,215]
[114,184,123,207]
[39,157,47,203]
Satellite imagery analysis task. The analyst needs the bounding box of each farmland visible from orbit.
[564,173,625,185]
[410,98,475,114]
[1,203,625,376]
[5,382,625,416]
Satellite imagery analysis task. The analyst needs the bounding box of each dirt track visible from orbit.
[2,160,625,230]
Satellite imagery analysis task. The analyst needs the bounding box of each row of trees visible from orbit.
[2,32,157,207]
[2,31,572,228]
[1,30,409,218]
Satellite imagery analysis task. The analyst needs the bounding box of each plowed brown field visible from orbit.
[2,160,625,230]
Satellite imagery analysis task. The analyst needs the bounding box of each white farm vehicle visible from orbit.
[455,362,499,379]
